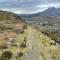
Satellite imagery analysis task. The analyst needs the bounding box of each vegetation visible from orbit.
[20,37,27,48]
[16,52,23,58]
[0,51,12,60]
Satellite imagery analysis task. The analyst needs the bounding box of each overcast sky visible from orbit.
[0,0,60,14]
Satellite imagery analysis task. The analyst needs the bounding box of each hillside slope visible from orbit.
[0,10,25,48]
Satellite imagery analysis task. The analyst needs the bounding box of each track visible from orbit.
[23,27,40,60]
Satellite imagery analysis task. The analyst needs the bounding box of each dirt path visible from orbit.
[23,27,40,60]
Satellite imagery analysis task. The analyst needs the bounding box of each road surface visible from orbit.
[23,27,40,60]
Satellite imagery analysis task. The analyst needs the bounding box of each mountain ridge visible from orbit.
[18,7,60,18]
[35,7,60,16]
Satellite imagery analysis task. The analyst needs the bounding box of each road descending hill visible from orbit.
[23,26,60,60]
[23,27,40,60]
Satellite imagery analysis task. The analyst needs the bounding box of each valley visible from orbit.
[0,10,60,60]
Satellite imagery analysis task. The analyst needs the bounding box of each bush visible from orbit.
[0,51,12,60]
[20,30,24,34]
[20,42,26,48]
[16,52,23,58]
[20,38,27,48]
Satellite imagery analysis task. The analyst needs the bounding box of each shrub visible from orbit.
[20,30,24,34]
[0,51,12,60]
[17,52,23,58]
[20,42,26,48]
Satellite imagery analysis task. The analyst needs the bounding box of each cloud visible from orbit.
[37,2,60,9]
[0,0,60,14]
[0,8,39,14]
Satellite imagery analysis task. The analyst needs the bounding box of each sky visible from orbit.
[0,0,60,14]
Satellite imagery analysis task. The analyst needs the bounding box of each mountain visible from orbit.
[0,10,26,32]
[18,7,60,18]
[31,7,60,23]
[0,10,23,22]
[35,7,60,16]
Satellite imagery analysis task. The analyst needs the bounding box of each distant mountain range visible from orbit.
[18,7,60,18]
[34,7,60,16]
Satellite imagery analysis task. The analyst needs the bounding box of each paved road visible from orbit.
[23,27,40,60]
